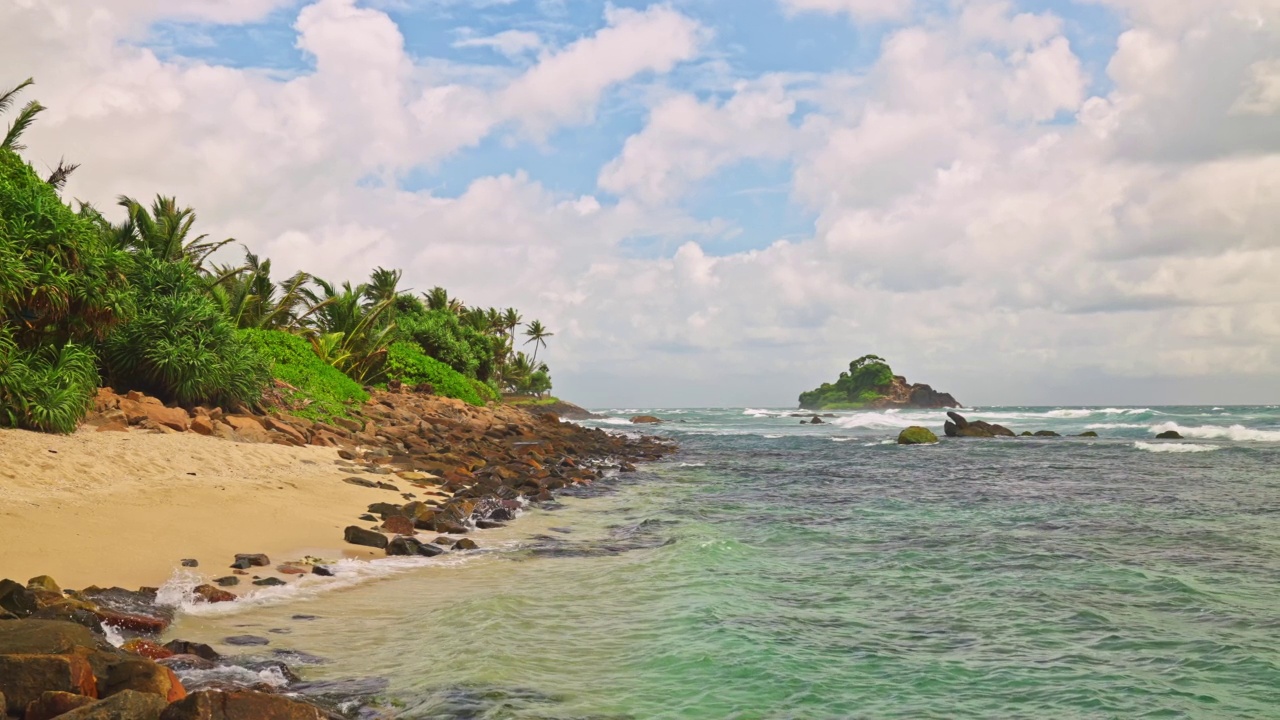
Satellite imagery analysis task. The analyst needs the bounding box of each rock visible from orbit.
[23,690,97,720]
[343,526,388,549]
[385,537,446,557]
[189,417,215,436]
[1078,431,1099,437]
[192,585,236,604]
[223,416,269,443]
[159,689,331,720]
[452,538,479,551]
[252,578,286,587]
[629,416,662,424]
[946,411,969,430]
[380,516,415,535]
[311,566,335,577]
[0,620,106,655]
[277,564,309,575]
[120,400,190,432]
[337,449,358,460]
[475,519,505,529]
[103,659,186,702]
[809,417,824,424]
[27,576,62,594]
[0,578,37,617]
[53,689,170,719]
[161,642,219,662]
[213,577,239,588]
[0,654,98,714]
[332,417,363,433]
[222,636,270,647]
[180,559,199,568]
[93,609,169,635]
[945,413,1014,438]
[897,427,939,445]
[1156,430,1183,440]
[1033,431,1061,437]
[231,554,270,569]
[262,417,306,445]
[342,476,378,488]
[1020,431,1033,437]
[121,639,173,661]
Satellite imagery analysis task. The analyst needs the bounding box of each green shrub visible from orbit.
[396,308,494,380]
[0,326,99,433]
[384,341,483,405]
[102,257,268,407]
[468,377,500,404]
[799,355,894,410]
[239,329,368,420]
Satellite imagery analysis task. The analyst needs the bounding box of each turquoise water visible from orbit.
[168,406,1280,718]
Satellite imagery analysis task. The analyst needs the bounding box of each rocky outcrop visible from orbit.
[868,376,960,410]
[1156,430,1183,439]
[897,427,939,445]
[630,415,662,424]
[943,412,1015,438]
[160,690,332,719]
[507,398,601,420]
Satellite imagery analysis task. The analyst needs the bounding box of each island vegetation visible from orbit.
[799,355,896,410]
[0,77,556,433]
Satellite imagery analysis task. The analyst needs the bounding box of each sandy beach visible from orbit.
[0,427,402,589]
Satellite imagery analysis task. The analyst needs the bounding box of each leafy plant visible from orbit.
[102,256,268,407]
[799,355,895,410]
[0,326,99,433]
[384,341,485,406]
[239,329,368,420]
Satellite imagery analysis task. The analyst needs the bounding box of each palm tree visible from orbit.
[501,307,522,345]
[523,320,553,365]
[365,267,403,308]
[299,274,397,383]
[1,77,78,189]
[424,286,465,315]
[115,195,235,270]
[208,249,312,330]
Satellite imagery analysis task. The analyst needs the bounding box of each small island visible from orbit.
[799,355,960,410]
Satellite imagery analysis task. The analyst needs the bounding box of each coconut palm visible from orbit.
[1,77,79,189]
[115,195,235,270]
[299,275,397,383]
[208,250,313,330]
[523,320,553,364]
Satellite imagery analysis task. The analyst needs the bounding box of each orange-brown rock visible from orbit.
[159,690,332,719]
[57,690,170,719]
[190,416,215,436]
[23,690,98,720]
[94,609,169,635]
[103,658,186,702]
[223,416,269,443]
[121,639,174,661]
[381,515,415,535]
[0,654,98,714]
[192,585,236,604]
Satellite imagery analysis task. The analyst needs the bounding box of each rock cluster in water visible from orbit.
[942,412,1100,439]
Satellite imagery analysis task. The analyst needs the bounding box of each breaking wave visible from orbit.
[1134,442,1221,454]
[1150,423,1280,442]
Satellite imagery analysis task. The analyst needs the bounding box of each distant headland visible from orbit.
[798,355,960,410]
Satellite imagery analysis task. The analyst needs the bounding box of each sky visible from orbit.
[3,0,1279,408]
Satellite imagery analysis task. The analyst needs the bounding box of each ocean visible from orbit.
[165,406,1280,719]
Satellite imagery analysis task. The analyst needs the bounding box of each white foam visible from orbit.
[831,412,919,430]
[178,665,292,689]
[1134,442,1221,453]
[762,434,784,439]
[1085,423,1149,430]
[1150,422,1280,442]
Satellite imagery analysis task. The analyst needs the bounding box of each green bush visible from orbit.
[396,308,494,380]
[799,355,894,410]
[239,329,368,420]
[102,257,268,407]
[468,377,500,404]
[384,341,484,405]
[0,326,99,433]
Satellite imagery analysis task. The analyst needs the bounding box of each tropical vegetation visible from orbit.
[0,77,557,432]
[799,355,896,410]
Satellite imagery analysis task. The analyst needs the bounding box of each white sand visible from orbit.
[0,427,402,589]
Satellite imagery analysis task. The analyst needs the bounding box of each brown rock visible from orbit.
[121,639,174,661]
[190,417,215,436]
[380,516,415,535]
[452,538,479,551]
[0,578,37,617]
[58,690,170,719]
[23,690,98,720]
[343,526,388,549]
[0,620,105,655]
[223,416,269,443]
[94,609,169,635]
[0,654,98,714]
[96,418,130,432]
[160,690,331,719]
[192,585,236,604]
[331,417,363,434]
[630,416,662,424]
[103,659,187,702]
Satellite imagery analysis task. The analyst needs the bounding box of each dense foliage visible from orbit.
[799,355,896,410]
[239,329,368,420]
[384,341,485,406]
[102,256,268,407]
[0,76,559,433]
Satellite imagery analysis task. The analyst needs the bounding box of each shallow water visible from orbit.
[167,406,1280,718]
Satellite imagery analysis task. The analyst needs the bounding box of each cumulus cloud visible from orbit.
[2,0,1277,405]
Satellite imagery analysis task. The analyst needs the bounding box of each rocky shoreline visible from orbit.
[1,388,673,719]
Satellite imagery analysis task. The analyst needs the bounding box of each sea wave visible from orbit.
[1150,422,1280,442]
[1084,423,1150,430]
[1134,442,1221,453]
[831,413,920,430]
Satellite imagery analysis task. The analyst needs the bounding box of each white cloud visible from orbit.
[779,0,914,23]
[453,30,543,57]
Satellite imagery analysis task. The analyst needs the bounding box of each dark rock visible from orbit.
[946,411,969,429]
[213,577,239,588]
[452,538,479,551]
[366,502,402,518]
[358,514,377,522]
[629,416,662,424]
[343,526,388,549]
[488,507,517,522]
[374,482,400,492]
[1020,431,1033,437]
[311,567,335,577]
[385,537,446,557]
[380,516,416,536]
[159,690,332,720]
[291,615,320,621]
[1156,431,1183,439]
[1033,431,1061,437]
[0,620,107,655]
[156,655,216,673]
[943,420,958,437]
[102,659,186,702]
[252,578,286,587]
[53,689,169,719]
[809,417,824,424]
[475,519,505,529]
[232,554,270,569]
[162,641,219,661]
[1078,431,1099,437]
[0,578,37,617]
[180,559,199,568]
[342,477,377,489]
[222,636,270,647]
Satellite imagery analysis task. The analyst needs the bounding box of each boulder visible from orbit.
[121,639,173,661]
[897,427,939,445]
[452,538,479,551]
[343,526,388,549]
[23,690,97,720]
[262,417,305,445]
[103,659,186,702]
[231,554,270,569]
[342,477,378,488]
[945,413,1014,438]
[159,689,331,719]
[386,536,446,557]
[0,579,37,617]
[380,516,416,536]
[213,577,239,587]
[0,620,105,655]
[629,416,662,424]
[1033,431,1061,437]
[1020,431,1033,437]
[192,585,236,604]
[1156,430,1183,440]
[53,689,169,720]
[808,417,824,425]
[223,416,269,443]
[252,578,286,587]
[0,654,98,714]
[161,642,219,662]
[1078,431,1099,437]
[27,576,62,594]
[189,417,215,436]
